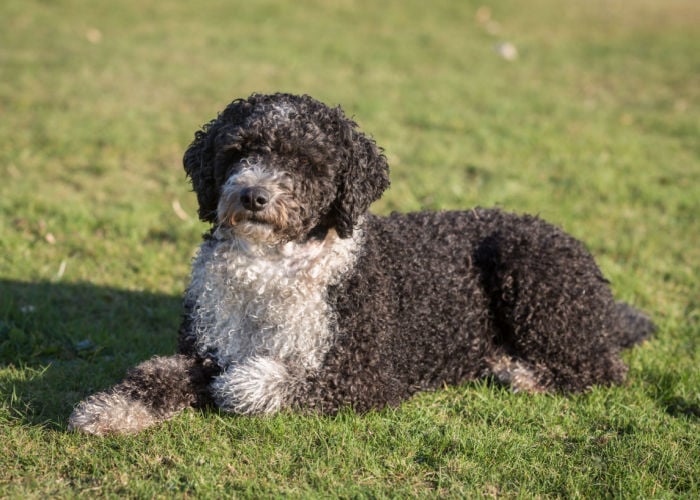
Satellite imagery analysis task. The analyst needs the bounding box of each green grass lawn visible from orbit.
[1,0,698,496]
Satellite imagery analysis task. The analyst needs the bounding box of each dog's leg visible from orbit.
[485,353,554,393]
[210,356,303,415]
[68,355,217,435]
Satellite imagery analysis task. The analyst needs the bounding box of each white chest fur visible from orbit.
[186,230,360,373]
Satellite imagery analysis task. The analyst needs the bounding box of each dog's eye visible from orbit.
[227,156,259,178]
[227,163,243,176]
[306,161,332,177]
[278,173,294,191]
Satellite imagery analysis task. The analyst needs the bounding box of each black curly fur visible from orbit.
[291,210,654,412]
[68,93,654,434]
[184,93,389,238]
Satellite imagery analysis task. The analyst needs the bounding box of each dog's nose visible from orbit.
[240,187,271,212]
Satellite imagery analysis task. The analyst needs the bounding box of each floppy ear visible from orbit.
[331,126,390,238]
[184,98,257,224]
[183,120,221,223]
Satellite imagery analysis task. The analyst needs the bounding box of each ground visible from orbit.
[1,0,698,496]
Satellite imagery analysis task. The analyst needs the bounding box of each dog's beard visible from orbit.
[214,165,310,246]
[215,193,300,246]
[216,208,277,245]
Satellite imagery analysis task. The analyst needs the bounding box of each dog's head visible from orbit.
[183,93,389,245]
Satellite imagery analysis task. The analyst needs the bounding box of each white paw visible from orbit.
[211,357,294,415]
[68,392,157,436]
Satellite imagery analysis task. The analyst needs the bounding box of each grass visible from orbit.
[1,0,698,496]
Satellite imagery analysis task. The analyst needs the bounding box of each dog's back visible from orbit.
[298,208,653,412]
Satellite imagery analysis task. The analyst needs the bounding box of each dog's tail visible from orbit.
[612,302,656,349]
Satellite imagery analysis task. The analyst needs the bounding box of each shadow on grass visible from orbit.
[3,279,696,432]
[641,369,700,422]
[0,279,182,430]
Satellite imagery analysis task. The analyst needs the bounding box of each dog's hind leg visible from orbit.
[485,353,554,393]
[68,355,218,435]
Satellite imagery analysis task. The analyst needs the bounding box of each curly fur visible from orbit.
[69,93,654,435]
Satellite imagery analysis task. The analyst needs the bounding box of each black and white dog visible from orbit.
[69,93,653,435]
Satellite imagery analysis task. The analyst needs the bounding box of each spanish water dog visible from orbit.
[68,93,654,435]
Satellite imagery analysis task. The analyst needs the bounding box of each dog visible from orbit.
[68,93,654,435]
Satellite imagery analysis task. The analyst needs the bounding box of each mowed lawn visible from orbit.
[1,0,698,497]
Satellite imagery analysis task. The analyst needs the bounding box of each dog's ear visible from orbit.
[183,120,221,224]
[331,123,390,238]
[184,98,257,224]
[182,94,264,223]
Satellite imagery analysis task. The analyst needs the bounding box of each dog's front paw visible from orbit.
[211,357,296,415]
[68,392,157,436]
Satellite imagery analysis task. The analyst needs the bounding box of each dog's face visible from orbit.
[183,93,390,245]
[213,152,338,245]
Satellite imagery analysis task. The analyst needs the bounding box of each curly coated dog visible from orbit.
[69,93,654,435]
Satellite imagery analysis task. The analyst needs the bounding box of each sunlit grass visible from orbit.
[1,0,698,496]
